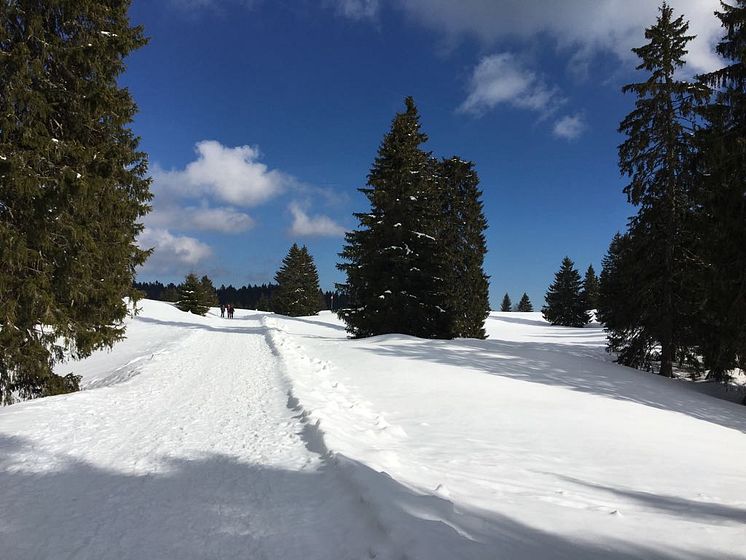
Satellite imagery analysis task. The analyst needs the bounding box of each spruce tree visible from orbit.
[200,275,219,308]
[542,257,590,327]
[516,293,533,312]
[500,293,512,312]
[0,1,151,404]
[598,234,658,369]
[337,97,446,338]
[176,274,210,316]
[273,244,323,317]
[582,265,600,311]
[616,3,707,376]
[436,157,490,338]
[693,0,746,380]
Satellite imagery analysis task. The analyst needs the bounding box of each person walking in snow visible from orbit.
[227,304,234,319]
[220,304,225,318]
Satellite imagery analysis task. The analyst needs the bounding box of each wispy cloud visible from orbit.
[553,113,586,141]
[142,140,297,276]
[330,0,379,20]
[144,204,255,234]
[289,201,346,237]
[141,140,348,277]
[138,227,213,275]
[459,53,564,117]
[397,0,721,75]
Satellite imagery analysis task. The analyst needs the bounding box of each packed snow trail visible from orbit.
[0,307,388,560]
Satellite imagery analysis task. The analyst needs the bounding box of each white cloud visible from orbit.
[459,53,564,116]
[289,202,346,237]
[145,204,255,234]
[153,140,291,207]
[138,227,213,274]
[397,0,722,75]
[553,114,586,140]
[331,0,379,20]
[145,139,289,245]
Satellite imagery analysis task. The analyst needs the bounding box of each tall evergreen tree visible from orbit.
[516,293,533,312]
[436,157,490,338]
[542,257,590,327]
[500,293,512,312]
[0,1,151,404]
[176,274,210,316]
[615,3,707,376]
[273,244,323,317]
[693,1,746,380]
[582,265,600,311]
[337,97,446,338]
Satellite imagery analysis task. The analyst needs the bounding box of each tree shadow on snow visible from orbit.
[487,315,555,328]
[362,337,746,434]
[133,316,267,336]
[551,474,746,524]
[273,314,348,333]
[0,433,717,560]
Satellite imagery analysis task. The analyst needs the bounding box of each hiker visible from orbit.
[220,304,225,318]
[227,304,234,319]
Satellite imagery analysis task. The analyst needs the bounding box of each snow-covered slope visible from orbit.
[267,311,746,559]
[1,303,744,559]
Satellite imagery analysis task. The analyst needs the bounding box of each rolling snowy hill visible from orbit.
[1,300,744,559]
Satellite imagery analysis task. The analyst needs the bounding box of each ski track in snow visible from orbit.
[0,307,389,560]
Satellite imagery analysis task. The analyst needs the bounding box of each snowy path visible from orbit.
[2,302,745,560]
[0,310,386,560]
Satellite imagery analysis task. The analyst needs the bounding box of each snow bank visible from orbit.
[267,310,746,559]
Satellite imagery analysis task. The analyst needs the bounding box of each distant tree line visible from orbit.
[135,278,347,314]
[134,244,351,318]
[135,280,276,309]
[498,292,534,313]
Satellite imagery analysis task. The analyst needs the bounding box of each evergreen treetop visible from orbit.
[500,293,512,312]
[436,156,490,339]
[176,274,211,316]
[542,257,590,327]
[516,293,533,312]
[200,275,219,307]
[337,97,446,338]
[273,244,322,317]
[582,265,600,311]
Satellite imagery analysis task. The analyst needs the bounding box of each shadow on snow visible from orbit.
[0,433,719,560]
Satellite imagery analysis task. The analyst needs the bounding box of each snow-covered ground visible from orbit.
[1,301,744,559]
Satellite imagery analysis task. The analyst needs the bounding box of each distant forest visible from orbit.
[133,281,346,311]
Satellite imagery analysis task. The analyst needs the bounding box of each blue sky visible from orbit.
[128,0,723,308]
